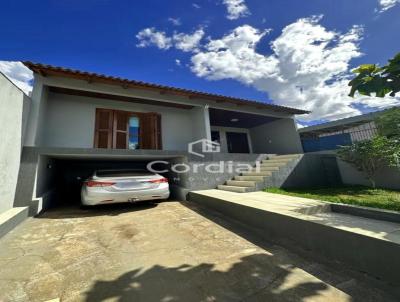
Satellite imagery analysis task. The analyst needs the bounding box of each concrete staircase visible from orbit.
[217,154,302,193]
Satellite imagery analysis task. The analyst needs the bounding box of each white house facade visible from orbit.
[0,62,309,229]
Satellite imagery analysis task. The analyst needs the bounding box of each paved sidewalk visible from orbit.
[195,190,400,243]
[0,201,396,301]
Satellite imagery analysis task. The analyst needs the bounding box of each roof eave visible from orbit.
[23,61,309,115]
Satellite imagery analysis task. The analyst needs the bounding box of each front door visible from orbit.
[226,132,250,153]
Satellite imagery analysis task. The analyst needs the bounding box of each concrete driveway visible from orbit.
[0,201,396,302]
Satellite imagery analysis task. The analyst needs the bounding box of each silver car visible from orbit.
[81,169,170,206]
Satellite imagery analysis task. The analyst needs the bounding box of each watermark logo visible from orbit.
[188,139,220,157]
[146,140,263,177]
[147,160,261,175]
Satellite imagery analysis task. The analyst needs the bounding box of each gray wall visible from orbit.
[167,153,266,199]
[311,151,400,190]
[35,156,57,199]
[0,73,31,214]
[337,158,400,190]
[273,152,400,190]
[277,154,342,188]
[42,92,204,151]
[250,118,303,154]
[31,155,58,212]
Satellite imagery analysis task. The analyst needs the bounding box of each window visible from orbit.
[129,116,140,150]
[94,108,162,150]
[113,111,130,149]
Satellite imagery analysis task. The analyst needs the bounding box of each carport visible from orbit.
[14,147,188,214]
[52,158,173,207]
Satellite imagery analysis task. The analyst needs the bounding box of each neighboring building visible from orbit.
[0,62,308,222]
[299,112,382,153]
[299,110,400,191]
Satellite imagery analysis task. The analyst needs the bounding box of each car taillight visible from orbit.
[149,178,168,183]
[85,181,115,187]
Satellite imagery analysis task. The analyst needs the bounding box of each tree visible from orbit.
[337,136,400,188]
[344,53,400,188]
[349,52,400,98]
[375,107,400,139]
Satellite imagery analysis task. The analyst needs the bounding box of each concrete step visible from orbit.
[234,175,266,181]
[261,161,291,166]
[269,154,301,159]
[242,171,273,177]
[226,180,257,187]
[260,161,288,167]
[254,166,280,172]
[217,185,255,193]
[262,159,292,164]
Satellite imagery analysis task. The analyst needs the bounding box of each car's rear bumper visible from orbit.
[81,186,170,206]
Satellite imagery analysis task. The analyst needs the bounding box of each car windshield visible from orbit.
[95,170,155,177]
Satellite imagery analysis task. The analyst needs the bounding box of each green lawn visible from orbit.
[265,186,400,212]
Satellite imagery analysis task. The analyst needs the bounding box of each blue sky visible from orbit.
[0,0,399,125]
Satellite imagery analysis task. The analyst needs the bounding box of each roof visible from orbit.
[23,62,309,115]
[298,111,383,134]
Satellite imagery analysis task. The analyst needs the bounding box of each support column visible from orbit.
[24,75,48,146]
[190,105,211,141]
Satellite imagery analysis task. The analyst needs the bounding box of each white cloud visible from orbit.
[175,59,181,66]
[136,16,399,122]
[191,25,276,83]
[0,61,33,94]
[296,122,306,129]
[378,0,400,12]
[173,28,205,52]
[136,28,172,49]
[189,16,399,122]
[223,0,250,20]
[168,17,181,26]
[136,28,205,52]
[192,3,201,9]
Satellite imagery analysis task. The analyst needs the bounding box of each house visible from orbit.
[23,62,306,154]
[299,111,381,153]
[0,62,309,229]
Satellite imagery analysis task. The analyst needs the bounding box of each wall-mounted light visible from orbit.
[230,118,239,122]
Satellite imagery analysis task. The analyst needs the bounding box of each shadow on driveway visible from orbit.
[36,201,159,219]
[179,201,399,301]
[84,253,330,301]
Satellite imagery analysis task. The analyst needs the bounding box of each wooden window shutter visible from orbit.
[113,110,129,149]
[140,112,162,150]
[156,113,162,150]
[94,108,113,148]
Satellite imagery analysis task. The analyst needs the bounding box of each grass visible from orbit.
[265,186,400,212]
